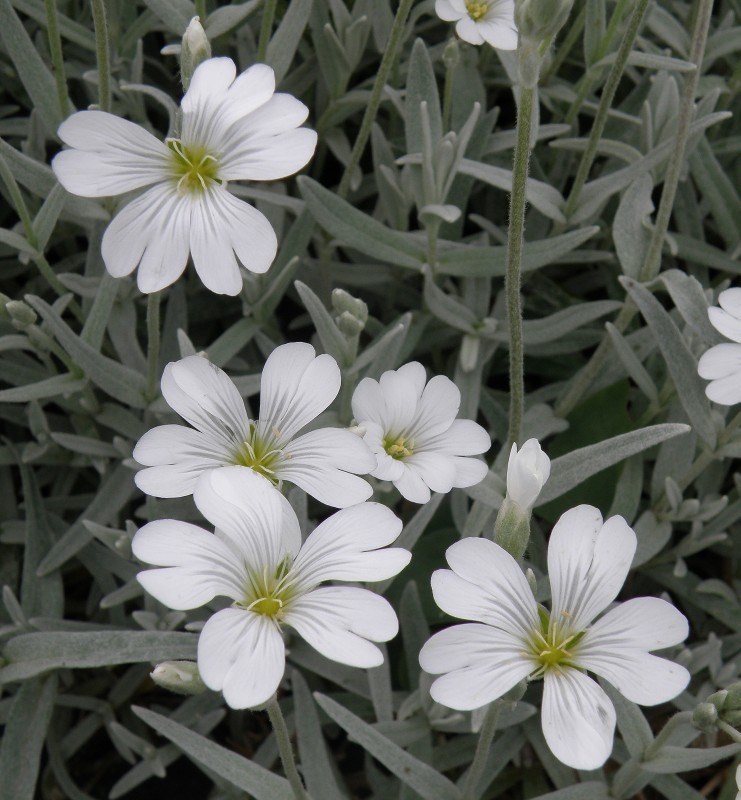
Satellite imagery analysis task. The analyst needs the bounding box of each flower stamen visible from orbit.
[465,1,489,21]
[384,434,414,460]
[166,137,220,195]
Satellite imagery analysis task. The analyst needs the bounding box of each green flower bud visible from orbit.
[6,300,37,330]
[332,288,368,324]
[692,701,718,733]
[493,495,531,560]
[442,38,460,71]
[515,0,575,48]
[150,660,207,695]
[180,17,211,91]
[336,310,365,338]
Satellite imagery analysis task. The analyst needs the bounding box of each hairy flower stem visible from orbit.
[90,0,111,113]
[505,85,535,447]
[257,0,278,63]
[563,0,649,218]
[556,0,715,417]
[337,0,415,200]
[44,0,71,118]
[640,0,714,282]
[461,701,503,800]
[146,292,161,401]
[265,696,308,800]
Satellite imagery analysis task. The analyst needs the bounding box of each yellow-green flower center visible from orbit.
[233,425,283,485]
[167,138,220,194]
[384,434,414,460]
[466,1,489,21]
[527,610,585,678]
[237,557,297,621]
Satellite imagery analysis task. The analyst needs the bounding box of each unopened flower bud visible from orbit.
[150,660,206,695]
[6,300,37,330]
[180,17,211,91]
[332,288,368,324]
[515,0,574,49]
[442,38,460,71]
[506,438,550,513]
[336,310,365,338]
[692,701,719,733]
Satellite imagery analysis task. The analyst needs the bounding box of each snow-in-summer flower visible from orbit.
[506,438,550,513]
[134,343,375,507]
[351,362,491,504]
[435,0,518,49]
[132,467,411,709]
[51,57,317,295]
[698,287,741,405]
[419,505,690,770]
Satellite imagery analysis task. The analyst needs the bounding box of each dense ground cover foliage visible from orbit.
[0,0,739,798]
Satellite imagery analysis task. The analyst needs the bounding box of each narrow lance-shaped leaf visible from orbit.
[314,692,461,800]
[622,277,716,447]
[132,706,295,800]
[536,424,691,506]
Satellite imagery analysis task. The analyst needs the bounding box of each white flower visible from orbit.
[134,342,375,508]
[698,287,741,405]
[506,438,550,511]
[736,762,741,800]
[435,0,518,49]
[351,362,491,504]
[419,505,690,770]
[51,57,317,295]
[132,467,410,709]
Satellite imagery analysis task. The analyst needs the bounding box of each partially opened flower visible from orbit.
[132,467,410,709]
[698,287,741,405]
[351,362,491,504]
[52,57,317,294]
[134,342,375,507]
[420,505,690,770]
[506,438,550,512]
[435,0,518,49]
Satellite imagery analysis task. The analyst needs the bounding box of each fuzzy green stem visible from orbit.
[461,702,502,800]
[640,0,714,281]
[563,0,650,218]
[44,0,71,118]
[442,47,458,132]
[257,0,277,63]
[265,696,308,800]
[505,85,535,448]
[717,719,741,743]
[146,292,161,400]
[90,0,112,113]
[195,0,207,19]
[337,0,414,200]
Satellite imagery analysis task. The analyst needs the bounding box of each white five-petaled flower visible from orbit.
[132,467,411,709]
[698,287,741,405]
[419,505,690,770]
[134,342,375,508]
[51,57,317,295]
[507,438,551,512]
[435,0,518,49]
[351,362,491,504]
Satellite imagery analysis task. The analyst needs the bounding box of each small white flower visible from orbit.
[435,0,518,49]
[134,342,375,508]
[506,438,550,511]
[351,362,491,504]
[698,287,741,405]
[132,467,411,709]
[51,57,317,295]
[419,505,690,770]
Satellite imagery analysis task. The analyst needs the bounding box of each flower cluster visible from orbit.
[51,48,694,776]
